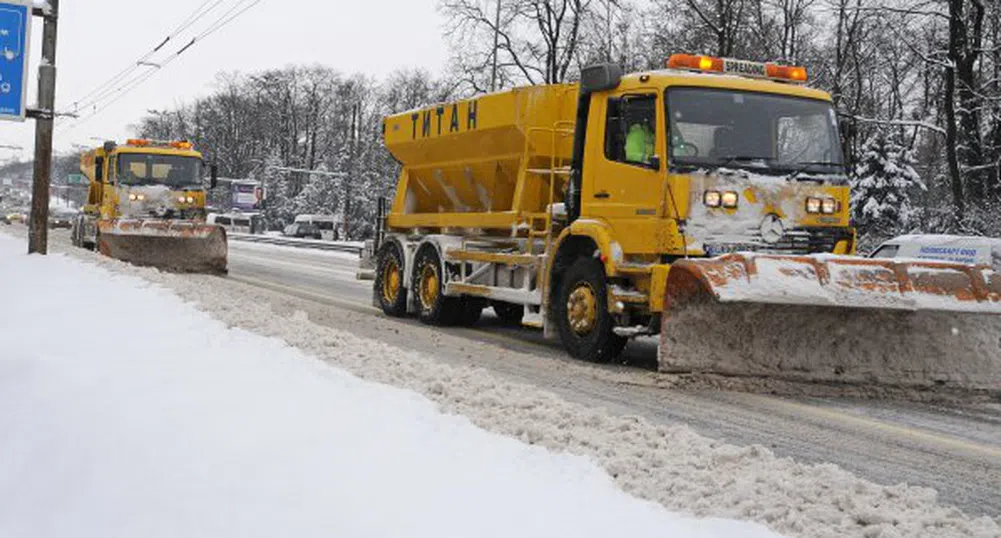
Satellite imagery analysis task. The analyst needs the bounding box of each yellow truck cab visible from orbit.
[377,54,854,362]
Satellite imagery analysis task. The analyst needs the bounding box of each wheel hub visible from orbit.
[567,283,598,336]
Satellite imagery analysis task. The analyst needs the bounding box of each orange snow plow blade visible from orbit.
[659,254,1001,391]
[97,219,228,274]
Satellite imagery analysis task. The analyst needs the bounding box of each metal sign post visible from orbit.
[0,0,30,122]
[25,0,57,255]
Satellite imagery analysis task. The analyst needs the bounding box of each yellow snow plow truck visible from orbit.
[376,54,1001,390]
[72,139,227,274]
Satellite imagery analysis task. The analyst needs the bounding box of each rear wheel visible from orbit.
[556,257,627,363]
[375,242,408,316]
[413,246,461,326]
[492,301,524,326]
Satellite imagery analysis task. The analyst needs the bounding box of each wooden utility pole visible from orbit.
[27,0,59,255]
[490,0,501,91]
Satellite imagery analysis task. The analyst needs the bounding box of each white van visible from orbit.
[869,234,1001,269]
[208,212,254,234]
[293,214,338,241]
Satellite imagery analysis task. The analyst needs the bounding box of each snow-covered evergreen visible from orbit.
[851,133,926,242]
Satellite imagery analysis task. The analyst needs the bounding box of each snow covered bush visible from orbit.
[851,133,925,246]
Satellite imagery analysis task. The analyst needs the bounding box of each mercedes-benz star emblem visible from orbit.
[760,214,785,244]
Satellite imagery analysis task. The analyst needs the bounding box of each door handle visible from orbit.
[594,191,610,199]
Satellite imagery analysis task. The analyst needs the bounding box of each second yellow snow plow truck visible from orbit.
[376,54,1001,390]
[72,139,227,274]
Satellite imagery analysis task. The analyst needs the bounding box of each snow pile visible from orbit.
[0,236,777,538]
[39,235,1001,538]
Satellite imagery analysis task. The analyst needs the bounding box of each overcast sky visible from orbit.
[0,0,448,160]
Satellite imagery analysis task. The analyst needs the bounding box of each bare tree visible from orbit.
[440,0,592,91]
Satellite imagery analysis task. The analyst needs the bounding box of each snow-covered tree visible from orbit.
[851,133,925,240]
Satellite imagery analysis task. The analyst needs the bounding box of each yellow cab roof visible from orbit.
[614,68,833,102]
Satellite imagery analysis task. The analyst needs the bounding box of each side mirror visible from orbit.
[103,141,117,153]
[648,155,662,170]
[210,164,218,189]
[580,63,623,94]
[95,157,104,182]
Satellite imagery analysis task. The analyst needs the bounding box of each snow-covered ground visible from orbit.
[0,234,777,538]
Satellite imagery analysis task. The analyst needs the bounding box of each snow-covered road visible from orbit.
[0,234,778,538]
[221,237,1001,518]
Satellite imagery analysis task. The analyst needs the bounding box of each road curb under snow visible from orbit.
[39,243,1001,538]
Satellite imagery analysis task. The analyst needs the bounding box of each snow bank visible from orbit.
[0,236,776,538]
[33,235,1001,538]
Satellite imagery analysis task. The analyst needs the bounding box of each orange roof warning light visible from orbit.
[667,54,808,84]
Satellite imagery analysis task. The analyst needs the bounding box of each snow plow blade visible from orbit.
[659,254,1001,391]
[97,220,228,274]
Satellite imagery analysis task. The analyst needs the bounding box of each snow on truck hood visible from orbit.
[684,168,844,251]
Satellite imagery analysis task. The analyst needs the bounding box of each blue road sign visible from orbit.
[0,0,31,122]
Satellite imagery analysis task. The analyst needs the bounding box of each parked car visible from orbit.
[6,211,26,224]
[869,234,1001,268]
[292,214,338,241]
[282,221,320,239]
[207,212,255,234]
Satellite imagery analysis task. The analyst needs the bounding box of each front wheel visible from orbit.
[555,257,627,363]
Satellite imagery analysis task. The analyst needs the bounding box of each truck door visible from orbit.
[584,92,666,253]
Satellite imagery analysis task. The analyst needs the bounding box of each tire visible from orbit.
[555,257,627,363]
[458,298,485,327]
[412,246,461,326]
[374,242,408,317]
[492,301,524,326]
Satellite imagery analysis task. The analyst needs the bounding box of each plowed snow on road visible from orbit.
[20,229,1001,538]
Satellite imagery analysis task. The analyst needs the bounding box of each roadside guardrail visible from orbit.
[228,233,363,254]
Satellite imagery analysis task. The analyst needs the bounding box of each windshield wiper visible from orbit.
[786,161,843,182]
[719,155,773,168]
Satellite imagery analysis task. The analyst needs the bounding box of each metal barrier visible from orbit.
[228,233,363,254]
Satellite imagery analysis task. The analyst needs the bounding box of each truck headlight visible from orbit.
[806,197,822,214]
[704,190,722,208]
[721,191,739,209]
[186,196,194,204]
[128,193,146,202]
[822,198,838,214]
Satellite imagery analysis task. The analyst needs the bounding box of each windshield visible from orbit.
[117,153,203,188]
[666,88,844,175]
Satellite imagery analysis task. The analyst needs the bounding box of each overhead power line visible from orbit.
[64,0,263,132]
[65,0,227,115]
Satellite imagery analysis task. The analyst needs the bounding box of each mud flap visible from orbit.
[659,254,1001,391]
[98,220,228,274]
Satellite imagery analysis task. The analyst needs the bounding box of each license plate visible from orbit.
[704,242,758,256]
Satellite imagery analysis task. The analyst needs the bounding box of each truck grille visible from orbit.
[766,227,853,254]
